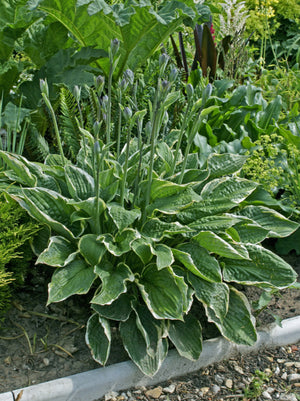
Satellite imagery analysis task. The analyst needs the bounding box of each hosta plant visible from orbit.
[0,60,298,378]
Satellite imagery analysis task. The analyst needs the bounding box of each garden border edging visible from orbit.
[1,315,300,401]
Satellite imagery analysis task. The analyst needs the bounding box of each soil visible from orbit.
[0,254,299,396]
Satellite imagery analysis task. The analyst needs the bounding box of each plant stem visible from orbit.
[106,63,113,144]
[42,93,65,166]
[120,123,132,207]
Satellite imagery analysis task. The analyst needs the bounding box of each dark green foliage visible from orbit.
[0,195,39,318]
[59,87,81,161]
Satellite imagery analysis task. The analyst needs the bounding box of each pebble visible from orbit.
[294,362,300,369]
[145,387,162,399]
[288,373,300,382]
[274,366,281,375]
[262,390,272,399]
[277,359,286,363]
[234,365,244,375]
[163,384,176,394]
[281,372,288,380]
[225,379,233,389]
[200,387,210,394]
[43,358,49,366]
[212,384,220,394]
[279,394,297,401]
[214,374,224,385]
[105,391,119,401]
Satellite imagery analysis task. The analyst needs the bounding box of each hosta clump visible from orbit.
[0,146,298,376]
[0,57,298,376]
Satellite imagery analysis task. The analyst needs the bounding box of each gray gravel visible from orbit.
[99,343,300,401]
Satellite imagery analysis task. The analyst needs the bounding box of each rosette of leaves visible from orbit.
[0,138,298,376]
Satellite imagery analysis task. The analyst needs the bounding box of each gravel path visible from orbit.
[100,342,300,401]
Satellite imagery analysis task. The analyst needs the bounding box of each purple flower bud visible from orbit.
[123,106,132,121]
[94,140,101,154]
[110,38,120,57]
[186,83,194,99]
[124,69,134,85]
[169,67,178,82]
[74,85,81,102]
[40,79,49,97]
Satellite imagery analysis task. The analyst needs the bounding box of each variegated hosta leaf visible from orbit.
[237,205,300,238]
[133,304,166,358]
[188,272,229,321]
[152,244,174,270]
[120,312,168,377]
[188,214,243,233]
[79,234,106,266]
[107,203,141,231]
[137,264,188,320]
[85,314,111,365]
[68,197,106,218]
[92,262,135,305]
[11,188,79,240]
[48,259,96,304]
[142,218,192,241]
[173,242,222,283]
[201,177,257,204]
[234,222,269,244]
[206,153,248,179]
[222,244,298,288]
[131,237,153,265]
[92,293,133,321]
[193,231,249,260]
[150,179,189,200]
[147,187,201,215]
[168,314,202,360]
[206,287,257,346]
[177,198,237,224]
[98,229,139,256]
[64,165,95,201]
[0,151,36,186]
[37,236,78,267]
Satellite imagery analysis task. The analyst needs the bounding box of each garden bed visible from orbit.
[0,256,299,395]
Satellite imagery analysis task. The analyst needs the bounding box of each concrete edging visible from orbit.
[1,315,300,401]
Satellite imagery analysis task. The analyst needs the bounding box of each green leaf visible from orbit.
[237,206,300,238]
[120,312,168,377]
[147,187,201,215]
[207,288,257,346]
[91,292,133,321]
[168,314,202,360]
[68,197,106,218]
[79,234,106,266]
[188,273,229,321]
[137,264,188,320]
[10,188,78,240]
[177,198,237,223]
[206,153,248,179]
[142,218,192,241]
[99,228,139,256]
[37,236,77,267]
[150,179,189,200]
[234,222,269,244]
[131,237,153,265]
[201,177,257,204]
[48,258,96,304]
[222,244,297,288]
[257,95,282,129]
[193,231,249,260]
[0,151,36,186]
[188,214,243,233]
[152,244,174,270]
[85,314,111,365]
[107,203,141,231]
[133,304,166,358]
[64,165,95,200]
[92,262,135,305]
[173,242,222,283]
